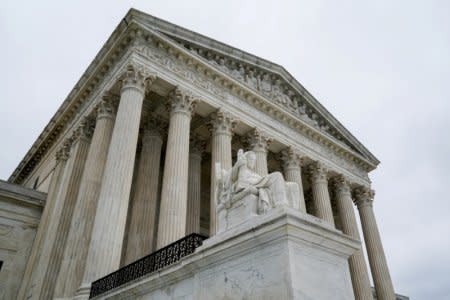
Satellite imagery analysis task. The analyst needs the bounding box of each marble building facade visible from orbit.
[2,8,407,300]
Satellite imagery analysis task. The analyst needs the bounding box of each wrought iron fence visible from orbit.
[89,233,206,298]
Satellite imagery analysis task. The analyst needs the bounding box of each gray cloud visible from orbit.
[1,1,449,298]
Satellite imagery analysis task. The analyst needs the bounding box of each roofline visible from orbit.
[9,8,379,183]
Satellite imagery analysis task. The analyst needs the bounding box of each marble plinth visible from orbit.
[92,206,358,300]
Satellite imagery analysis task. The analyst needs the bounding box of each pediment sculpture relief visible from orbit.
[216,149,300,233]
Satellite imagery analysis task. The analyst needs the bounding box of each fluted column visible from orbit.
[247,128,271,176]
[54,96,116,298]
[333,175,372,300]
[209,110,235,235]
[17,143,70,300]
[156,88,196,249]
[124,118,165,264]
[77,66,153,295]
[35,120,92,299]
[354,187,395,300]
[308,161,335,226]
[279,147,306,213]
[186,134,205,235]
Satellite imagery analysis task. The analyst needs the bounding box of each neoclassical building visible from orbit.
[1,8,408,300]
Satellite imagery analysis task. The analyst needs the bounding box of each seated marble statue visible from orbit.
[216,149,300,218]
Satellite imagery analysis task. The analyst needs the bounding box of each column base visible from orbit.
[73,283,91,300]
[90,206,359,299]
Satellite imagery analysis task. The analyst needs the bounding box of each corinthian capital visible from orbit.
[55,139,71,162]
[247,128,272,153]
[72,117,94,143]
[308,161,328,184]
[353,186,375,208]
[143,116,167,139]
[190,133,206,157]
[279,146,301,170]
[96,93,118,120]
[209,109,236,137]
[167,87,197,117]
[332,174,351,196]
[120,64,156,94]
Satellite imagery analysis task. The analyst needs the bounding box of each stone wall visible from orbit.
[0,180,45,299]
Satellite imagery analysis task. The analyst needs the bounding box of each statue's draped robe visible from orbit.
[233,166,288,212]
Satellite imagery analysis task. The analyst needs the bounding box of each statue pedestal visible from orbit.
[94,206,359,300]
[217,192,259,233]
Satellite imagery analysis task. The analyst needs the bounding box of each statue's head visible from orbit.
[245,151,257,170]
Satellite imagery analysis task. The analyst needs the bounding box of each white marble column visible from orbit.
[77,66,153,296]
[333,176,372,300]
[17,143,70,300]
[279,147,306,213]
[36,120,92,299]
[308,161,335,226]
[54,96,117,298]
[354,187,396,300]
[156,88,196,249]
[247,128,271,176]
[124,118,165,265]
[209,109,235,236]
[186,134,205,235]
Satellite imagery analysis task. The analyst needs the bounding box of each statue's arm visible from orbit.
[231,157,245,182]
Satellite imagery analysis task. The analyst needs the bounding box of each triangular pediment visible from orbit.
[129,9,379,166]
[8,8,379,185]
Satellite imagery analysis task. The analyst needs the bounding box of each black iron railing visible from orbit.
[89,233,206,298]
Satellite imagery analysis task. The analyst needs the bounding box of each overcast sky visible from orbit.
[1,1,449,299]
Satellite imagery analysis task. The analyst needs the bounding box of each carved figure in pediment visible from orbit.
[310,113,319,127]
[288,93,300,112]
[259,73,272,95]
[271,80,292,106]
[320,123,330,132]
[231,64,245,81]
[246,70,258,90]
[206,51,214,60]
[298,102,307,115]
[209,55,229,73]
[217,57,229,72]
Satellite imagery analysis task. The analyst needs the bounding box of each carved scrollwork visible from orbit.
[143,116,167,141]
[247,128,272,153]
[279,147,302,171]
[189,133,206,157]
[96,93,118,120]
[353,186,375,208]
[332,175,351,196]
[209,109,236,137]
[167,87,197,117]
[72,117,94,143]
[55,139,71,162]
[120,64,157,94]
[308,161,328,184]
